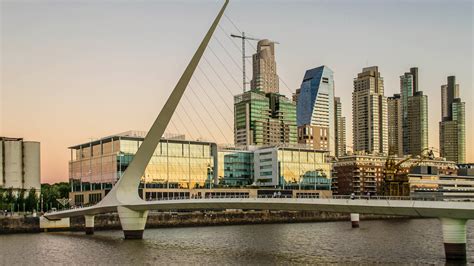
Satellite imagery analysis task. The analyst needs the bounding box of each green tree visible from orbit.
[41,182,70,211]
[16,189,26,212]
[4,188,16,212]
[0,188,4,210]
[25,188,38,212]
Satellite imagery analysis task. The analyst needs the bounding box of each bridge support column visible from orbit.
[84,215,95,235]
[440,218,467,261]
[117,206,148,240]
[350,213,360,228]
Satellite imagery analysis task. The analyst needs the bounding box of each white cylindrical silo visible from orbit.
[4,141,23,189]
[23,141,41,192]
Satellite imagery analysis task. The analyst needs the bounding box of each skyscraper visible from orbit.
[407,91,428,155]
[387,94,403,156]
[439,76,466,163]
[352,66,388,155]
[398,67,429,156]
[234,38,296,147]
[334,97,346,158]
[250,39,279,94]
[293,66,335,155]
[400,68,416,154]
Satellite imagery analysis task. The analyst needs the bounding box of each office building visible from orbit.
[217,147,254,187]
[234,91,297,147]
[294,66,335,155]
[387,94,403,156]
[69,131,218,204]
[250,39,279,94]
[0,137,41,194]
[439,76,466,163]
[334,97,346,158]
[352,66,388,155]
[253,146,331,189]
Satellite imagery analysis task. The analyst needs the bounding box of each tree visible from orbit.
[16,189,26,212]
[4,188,16,212]
[25,188,38,212]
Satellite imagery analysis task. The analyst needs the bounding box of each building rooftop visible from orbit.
[69,130,215,150]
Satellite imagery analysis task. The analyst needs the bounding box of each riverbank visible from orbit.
[0,210,408,234]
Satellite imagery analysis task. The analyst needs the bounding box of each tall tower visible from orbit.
[294,66,335,155]
[400,67,428,156]
[439,76,466,163]
[400,67,418,155]
[352,66,388,155]
[407,91,428,155]
[387,94,403,156]
[334,97,346,157]
[250,40,279,94]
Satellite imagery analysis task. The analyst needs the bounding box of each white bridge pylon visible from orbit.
[69,0,228,239]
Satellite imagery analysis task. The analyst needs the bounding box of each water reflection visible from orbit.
[0,219,473,265]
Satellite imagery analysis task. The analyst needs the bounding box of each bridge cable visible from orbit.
[183,93,219,142]
[207,45,242,89]
[188,84,231,144]
[195,65,233,113]
[191,74,234,132]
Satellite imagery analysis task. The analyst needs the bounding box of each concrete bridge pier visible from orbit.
[84,215,95,235]
[350,213,360,228]
[117,206,149,239]
[440,218,467,261]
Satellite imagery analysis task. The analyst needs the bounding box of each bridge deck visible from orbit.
[45,197,474,220]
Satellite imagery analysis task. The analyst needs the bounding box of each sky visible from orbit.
[1,0,472,184]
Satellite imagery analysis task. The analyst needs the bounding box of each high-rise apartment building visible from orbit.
[334,97,346,158]
[387,94,403,156]
[294,66,335,155]
[399,67,428,156]
[352,66,388,155]
[439,76,466,163]
[234,91,297,147]
[407,91,428,155]
[250,39,279,94]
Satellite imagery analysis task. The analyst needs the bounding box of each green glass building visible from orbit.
[234,90,297,147]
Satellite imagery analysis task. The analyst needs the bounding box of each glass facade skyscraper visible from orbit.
[398,67,428,156]
[294,66,335,155]
[439,76,466,163]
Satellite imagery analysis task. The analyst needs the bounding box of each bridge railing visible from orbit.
[144,194,453,202]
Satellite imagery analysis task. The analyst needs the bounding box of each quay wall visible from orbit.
[1,211,406,234]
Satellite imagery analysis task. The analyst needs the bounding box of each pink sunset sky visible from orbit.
[1,0,472,184]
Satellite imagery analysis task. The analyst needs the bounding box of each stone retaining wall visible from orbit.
[1,211,406,234]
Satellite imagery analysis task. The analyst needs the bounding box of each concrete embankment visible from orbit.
[1,211,406,234]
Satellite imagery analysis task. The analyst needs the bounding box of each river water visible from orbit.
[1,219,473,265]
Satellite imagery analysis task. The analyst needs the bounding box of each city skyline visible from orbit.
[2,0,472,183]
